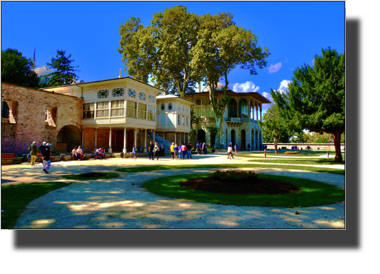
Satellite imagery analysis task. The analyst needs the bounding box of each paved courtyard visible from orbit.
[1,152,345,229]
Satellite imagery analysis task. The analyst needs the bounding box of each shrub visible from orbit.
[213,170,258,182]
[285,151,298,154]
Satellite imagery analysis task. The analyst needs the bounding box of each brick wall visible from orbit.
[1,83,83,154]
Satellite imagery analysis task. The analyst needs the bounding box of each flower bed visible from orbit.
[213,170,258,182]
[285,151,298,154]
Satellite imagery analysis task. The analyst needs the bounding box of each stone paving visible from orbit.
[1,152,345,229]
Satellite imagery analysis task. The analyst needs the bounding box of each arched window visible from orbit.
[161,103,165,111]
[239,99,249,119]
[168,102,173,110]
[2,101,9,119]
[194,99,205,117]
[228,99,238,118]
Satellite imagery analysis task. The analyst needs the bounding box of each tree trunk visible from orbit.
[274,137,278,155]
[214,116,223,149]
[333,131,343,163]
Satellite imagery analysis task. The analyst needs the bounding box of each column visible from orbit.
[247,130,251,151]
[256,105,258,121]
[81,128,84,148]
[123,127,127,154]
[253,130,256,150]
[94,128,98,151]
[134,128,138,147]
[144,129,148,152]
[257,129,260,150]
[260,104,262,121]
[108,128,113,153]
[174,132,177,145]
[153,130,155,144]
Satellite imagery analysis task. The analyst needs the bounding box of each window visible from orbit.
[138,103,147,119]
[111,100,124,117]
[187,116,189,126]
[127,101,136,118]
[148,106,155,121]
[139,92,146,101]
[97,89,109,99]
[83,103,94,119]
[194,99,205,117]
[45,107,57,127]
[161,103,165,111]
[128,88,136,98]
[168,102,173,110]
[2,101,9,120]
[97,101,109,118]
[149,95,155,103]
[112,88,124,97]
[178,114,181,125]
[2,100,17,124]
[182,116,185,126]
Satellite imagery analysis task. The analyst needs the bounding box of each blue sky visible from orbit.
[2,1,345,108]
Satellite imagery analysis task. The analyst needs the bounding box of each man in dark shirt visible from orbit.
[148,141,154,160]
[187,143,192,159]
[42,143,51,174]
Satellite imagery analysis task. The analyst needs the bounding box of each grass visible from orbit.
[1,182,70,229]
[115,164,345,175]
[142,173,345,207]
[247,159,345,165]
[61,172,120,180]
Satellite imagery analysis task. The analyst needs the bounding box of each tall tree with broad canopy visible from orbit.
[1,48,39,88]
[46,50,79,86]
[260,104,292,151]
[118,6,201,97]
[191,12,269,148]
[272,48,345,162]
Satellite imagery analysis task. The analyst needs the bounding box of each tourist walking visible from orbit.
[174,143,179,160]
[202,142,207,154]
[28,141,38,166]
[132,145,137,160]
[227,144,234,159]
[148,141,154,160]
[42,143,52,173]
[196,142,199,154]
[154,142,160,160]
[181,143,187,160]
[170,142,175,159]
[234,144,238,153]
[187,143,192,159]
[39,141,46,155]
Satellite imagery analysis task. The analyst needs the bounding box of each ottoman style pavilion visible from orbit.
[2,76,269,155]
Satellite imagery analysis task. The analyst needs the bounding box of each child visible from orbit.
[234,144,238,154]
[132,145,137,160]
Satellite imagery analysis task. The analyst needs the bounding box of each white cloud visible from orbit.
[268,62,282,73]
[278,80,291,94]
[231,81,260,93]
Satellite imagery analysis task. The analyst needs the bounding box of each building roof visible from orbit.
[156,94,195,104]
[41,76,166,94]
[186,90,272,104]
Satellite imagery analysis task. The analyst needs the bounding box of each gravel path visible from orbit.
[2,153,345,229]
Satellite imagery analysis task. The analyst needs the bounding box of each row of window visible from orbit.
[160,102,190,113]
[83,100,155,121]
[96,87,155,103]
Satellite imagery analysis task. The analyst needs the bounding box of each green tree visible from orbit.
[259,104,291,154]
[272,48,345,162]
[191,12,269,148]
[118,6,201,97]
[1,48,39,88]
[46,50,79,86]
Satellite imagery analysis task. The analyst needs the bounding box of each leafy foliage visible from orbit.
[271,48,345,162]
[46,50,79,86]
[1,48,39,88]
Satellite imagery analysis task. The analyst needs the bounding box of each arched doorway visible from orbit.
[56,125,81,152]
[231,129,236,146]
[197,129,205,143]
[241,129,246,150]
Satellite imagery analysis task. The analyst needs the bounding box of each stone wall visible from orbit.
[1,83,83,154]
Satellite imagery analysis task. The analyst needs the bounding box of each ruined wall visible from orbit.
[1,83,83,154]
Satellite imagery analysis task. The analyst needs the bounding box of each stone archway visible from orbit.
[56,125,81,152]
[241,129,246,150]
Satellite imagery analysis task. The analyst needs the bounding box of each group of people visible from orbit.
[71,146,85,160]
[28,141,52,173]
[170,143,193,160]
[195,142,208,155]
[94,148,106,159]
[147,142,160,160]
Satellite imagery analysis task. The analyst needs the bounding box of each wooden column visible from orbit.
[108,128,112,153]
[123,127,127,154]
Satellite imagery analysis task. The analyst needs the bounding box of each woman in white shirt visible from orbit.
[227,145,234,159]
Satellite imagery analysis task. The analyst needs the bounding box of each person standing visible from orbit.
[181,143,187,160]
[28,141,38,166]
[187,143,192,159]
[247,143,250,151]
[132,145,137,160]
[227,144,234,159]
[148,141,154,160]
[170,142,175,160]
[196,142,199,154]
[154,142,159,160]
[42,143,52,173]
[39,141,46,155]
[174,143,179,160]
[234,144,238,154]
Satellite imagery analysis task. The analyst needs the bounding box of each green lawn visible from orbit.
[1,182,70,229]
[142,173,345,207]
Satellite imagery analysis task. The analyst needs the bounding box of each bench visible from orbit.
[1,153,16,165]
